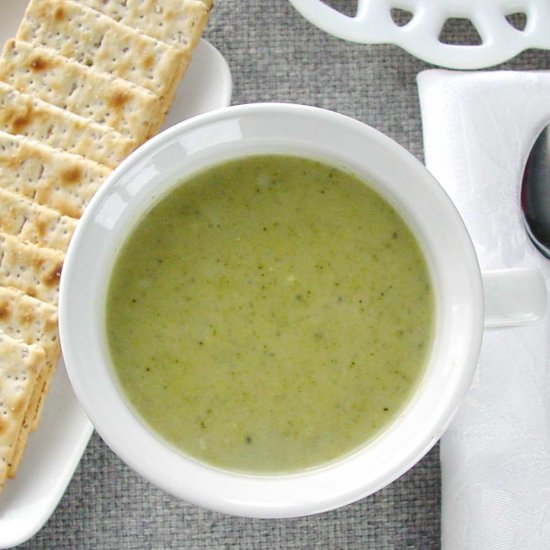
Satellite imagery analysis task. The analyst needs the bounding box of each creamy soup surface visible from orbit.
[106,155,434,473]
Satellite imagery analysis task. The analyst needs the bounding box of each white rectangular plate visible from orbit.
[0,2,231,547]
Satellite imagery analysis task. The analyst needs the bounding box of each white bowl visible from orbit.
[59,103,484,518]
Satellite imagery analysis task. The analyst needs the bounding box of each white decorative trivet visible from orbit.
[288,0,550,69]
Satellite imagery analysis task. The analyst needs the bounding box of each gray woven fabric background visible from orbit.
[20,1,550,548]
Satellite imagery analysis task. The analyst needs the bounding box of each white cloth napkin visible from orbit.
[417,70,550,550]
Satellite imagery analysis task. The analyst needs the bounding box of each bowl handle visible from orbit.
[482,268,547,328]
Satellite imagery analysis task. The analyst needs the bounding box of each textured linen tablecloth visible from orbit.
[20,1,550,549]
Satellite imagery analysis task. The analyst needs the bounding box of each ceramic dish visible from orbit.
[60,102,546,518]
[60,103,488,518]
[0,5,232,546]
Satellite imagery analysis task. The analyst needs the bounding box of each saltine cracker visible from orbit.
[0,81,135,168]
[0,39,162,142]
[0,331,45,490]
[0,188,77,251]
[0,131,110,218]
[0,287,59,474]
[18,0,189,115]
[78,0,211,51]
[0,233,64,305]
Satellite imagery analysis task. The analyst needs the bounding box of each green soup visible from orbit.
[106,155,434,473]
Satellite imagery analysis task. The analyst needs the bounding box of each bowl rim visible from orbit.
[60,102,484,517]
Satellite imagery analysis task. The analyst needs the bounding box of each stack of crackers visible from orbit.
[0,0,212,494]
